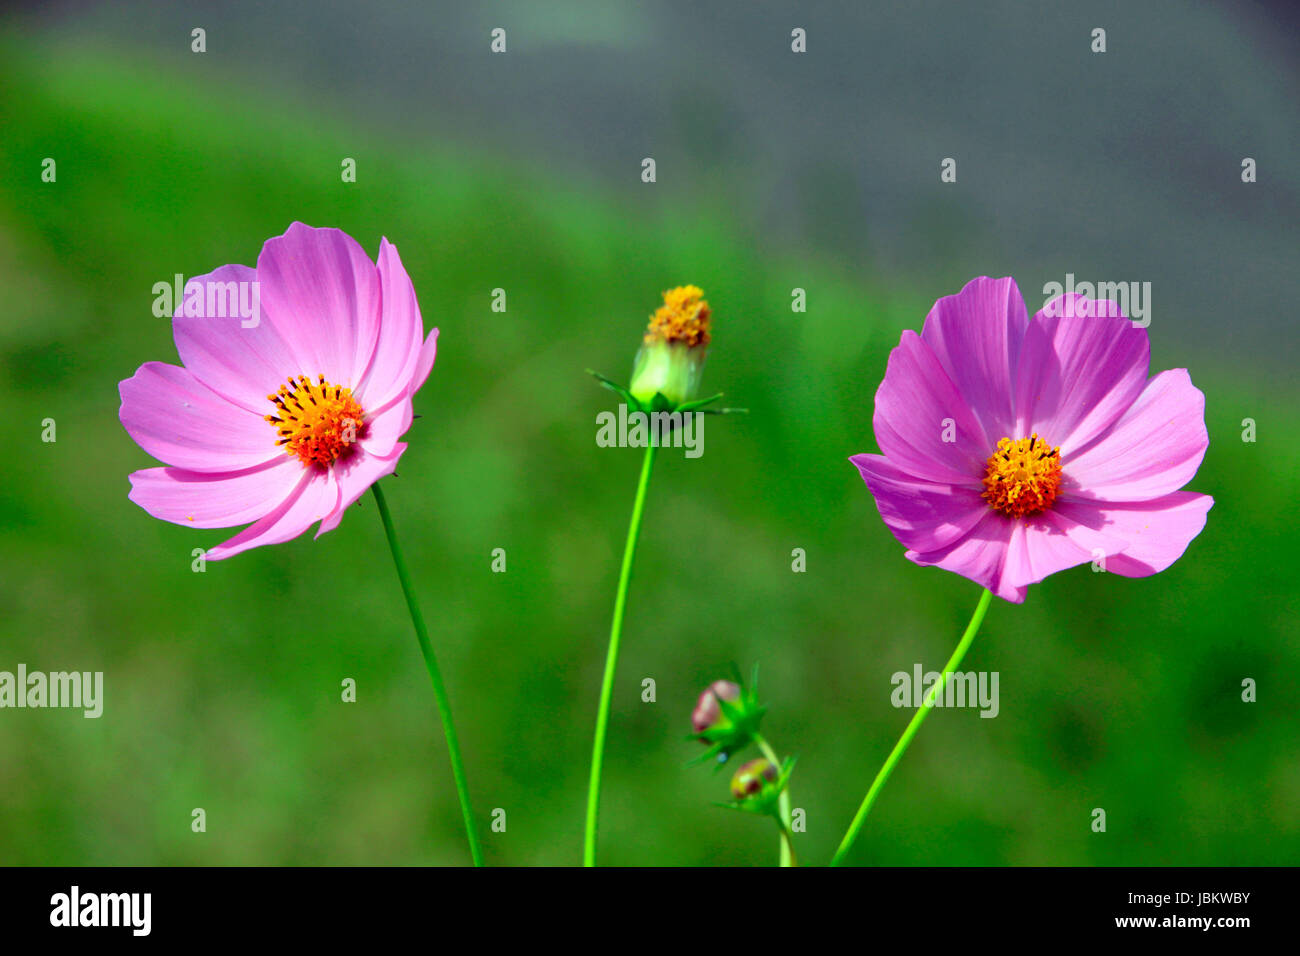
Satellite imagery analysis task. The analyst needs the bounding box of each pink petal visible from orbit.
[1059,369,1209,502]
[361,398,413,458]
[316,443,407,536]
[357,239,427,414]
[1054,492,1213,578]
[204,468,340,561]
[1013,294,1150,455]
[999,509,1127,591]
[255,222,382,389]
[127,458,300,529]
[873,330,989,486]
[172,264,309,415]
[905,511,1026,603]
[850,453,988,553]
[120,362,278,472]
[919,276,1027,443]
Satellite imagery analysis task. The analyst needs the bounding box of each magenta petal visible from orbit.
[357,239,427,413]
[1055,492,1213,578]
[905,511,1026,602]
[127,458,300,528]
[919,276,1027,443]
[1060,369,1208,502]
[851,453,987,553]
[120,362,277,472]
[1013,295,1150,455]
[204,469,340,561]
[254,223,382,388]
[316,443,407,536]
[361,398,413,458]
[172,264,308,415]
[873,330,989,486]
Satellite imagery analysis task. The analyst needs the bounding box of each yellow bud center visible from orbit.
[981,434,1062,518]
[265,375,365,469]
[645,285,711,348]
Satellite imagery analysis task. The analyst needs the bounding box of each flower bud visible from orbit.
[730,758,778,800]
[629,285,711,408]
[687,670,767,766]
[691,680,741,735]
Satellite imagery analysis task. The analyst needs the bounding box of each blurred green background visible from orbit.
[1,15,1296,867]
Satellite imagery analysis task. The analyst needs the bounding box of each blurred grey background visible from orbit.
[20,0,1299,372]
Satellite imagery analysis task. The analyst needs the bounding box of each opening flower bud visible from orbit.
[691,680,741,735]
[629,285,711,408]
[730,758,778,800]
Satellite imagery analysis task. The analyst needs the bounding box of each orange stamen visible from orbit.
[982,434,1062,518]
[264,374,365,469]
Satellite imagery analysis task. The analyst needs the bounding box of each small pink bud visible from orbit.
[691,680,741,735]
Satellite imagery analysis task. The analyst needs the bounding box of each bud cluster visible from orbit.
[688,668,797,839]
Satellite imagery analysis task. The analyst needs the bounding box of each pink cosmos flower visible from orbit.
[120,222,438,560]
[851,276,1212,603]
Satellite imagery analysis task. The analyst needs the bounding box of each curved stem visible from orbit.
[755,734,795,867]
[584,443,658,866]
[830,587,994,867]
[372,482,483,867]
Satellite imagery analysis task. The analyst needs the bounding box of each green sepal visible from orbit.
[588,372,745,420]
[586,368,642,411]
[675,392,723,413]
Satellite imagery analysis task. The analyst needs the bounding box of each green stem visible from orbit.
[755,734,795,867]
[830,587,994,867]
[371,482,483,867]
[584,443,658,866]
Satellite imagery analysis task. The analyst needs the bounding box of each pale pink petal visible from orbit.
[255,222,382,389]
[1054,492,1213,578]
[410,327,439,396]
[1013,295,1150,455]
[1059,369,1208,502]
[920,276,1027,443]
[205,468,340,561]
[120,362,278,472]
[873,330,989,486]
[905,511,1026,603]
[850,453,987,553]
[172,264,307,415]
[127,458,300,529]
[316,443,407,536]
[357,239,426,412]
[360,398,413,458]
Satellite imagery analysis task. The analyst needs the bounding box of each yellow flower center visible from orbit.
[982,434,1062,518]
[645,285,711,348]
[265,375,365,469]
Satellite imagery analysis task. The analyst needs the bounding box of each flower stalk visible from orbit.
[831,587,993,866]
[583,442,658,866]
[755,734,796,867]
[372,481,483,866]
